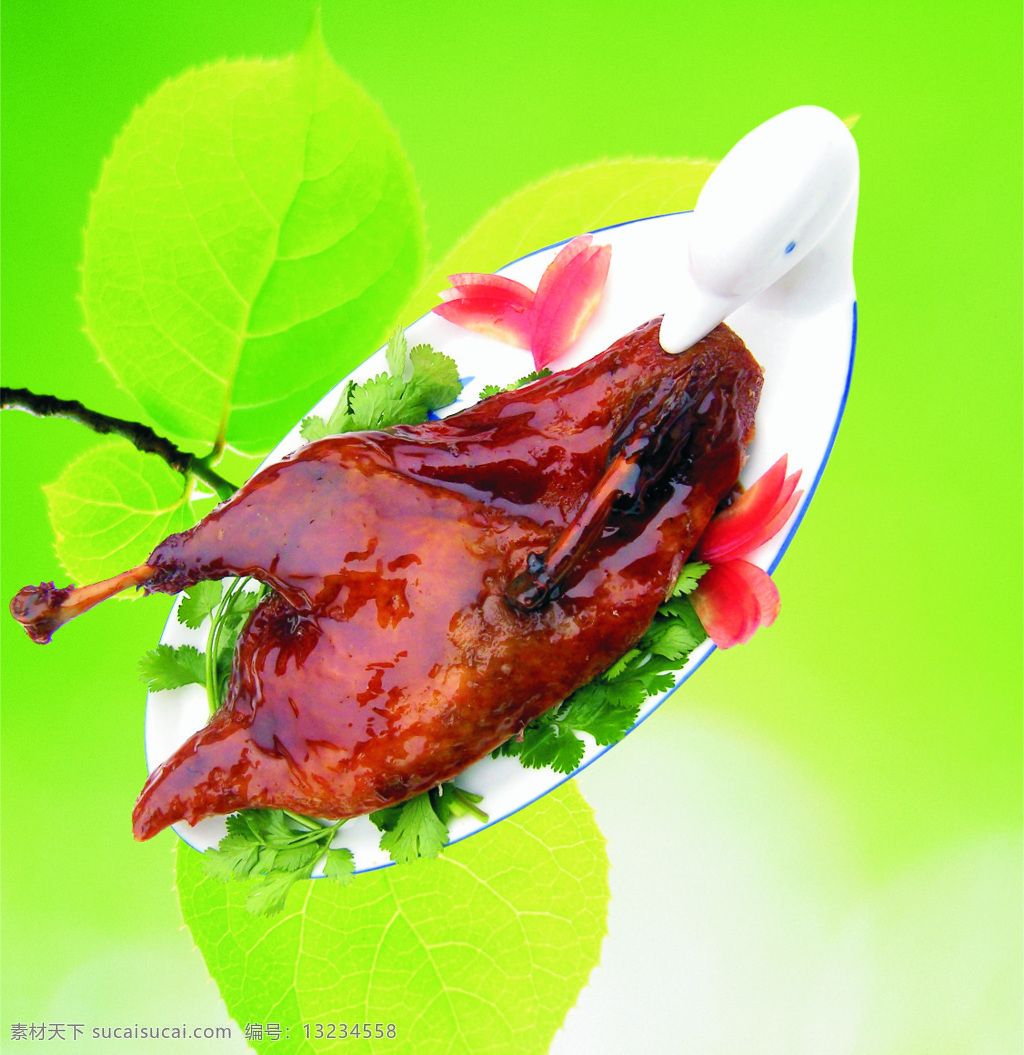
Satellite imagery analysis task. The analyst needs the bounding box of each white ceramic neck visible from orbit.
[659,105,859,353]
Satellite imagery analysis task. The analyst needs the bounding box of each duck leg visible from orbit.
[11,564,156,644]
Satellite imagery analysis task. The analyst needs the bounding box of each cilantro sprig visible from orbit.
[137,642,206,692]
[201,809,354,916]
[370,783,488,865]
[198,780,485,916]
[300,329,461,441]
[494,562,709,773]
[139,578,262,714]
[478,367,552,399]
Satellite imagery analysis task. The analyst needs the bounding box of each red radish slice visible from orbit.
[531,242,611,368]
[432,295,532,348]
[696,457,801,561]
[737,486,803,557]
[446,271,536,307]
[696,456,787,557]
[690,562,761,649]
[433,232,611,366]
[531,235,595,338]
[699,471,802,562]
[534,235,594,302]
[725,559,781,626]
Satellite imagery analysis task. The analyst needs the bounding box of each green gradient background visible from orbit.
[1,1,1020,1050]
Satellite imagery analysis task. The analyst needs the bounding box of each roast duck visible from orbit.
[11,317,762,840]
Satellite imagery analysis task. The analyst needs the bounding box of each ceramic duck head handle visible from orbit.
[660,105,859,353]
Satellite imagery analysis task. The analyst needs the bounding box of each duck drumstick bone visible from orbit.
[11,564,157,644]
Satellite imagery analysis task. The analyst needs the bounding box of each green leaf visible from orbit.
[269,842,326,876]
[656,594,707,644]
[244,871,301,918]
[300,342,461,440]
[559,684,642,747]
[200,809,352,916]
[201,833,261,882]
[322,847,354,885]
[407,158,716,320]
[138,643,206,692]
[298,383,354,442]
[384,327,408,378]
[602,648,643,681]
[671,560,710,596]
[498,721,586,774]
[526,724,587,774]
[176,580,224,629]
[636,667,681,697]
[377,791,449,863]
[177,781,609,1055]
[230,808,303,847]
[43,438,197,587]
[367,802,404,832]
[81,14,424,457]
[406,344,462,407]
[643,619,703,661]
[346,371,427,432]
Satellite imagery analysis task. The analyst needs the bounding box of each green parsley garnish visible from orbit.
[478,367,552,399]
[139,579,262,714]
[174,579,223,630]
[370,783,488,865]
[201,809,353,917]
[137,642,206,692]
[494,562,709,773]
[300,329,461,441]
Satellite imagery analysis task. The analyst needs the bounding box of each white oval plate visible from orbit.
[145,211,856,872]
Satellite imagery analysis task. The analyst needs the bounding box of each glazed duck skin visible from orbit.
[11,319,763,840]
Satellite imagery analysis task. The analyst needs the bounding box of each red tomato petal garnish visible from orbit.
[690,562,761,649]
[530,240,611,368]
[432,295,532,349]
[446,272,536,308]
[696,457,802,562]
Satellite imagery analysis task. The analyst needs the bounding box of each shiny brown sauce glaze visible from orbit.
[119,319,762,839]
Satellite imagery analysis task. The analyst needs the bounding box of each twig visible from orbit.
[1,386,238,501]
